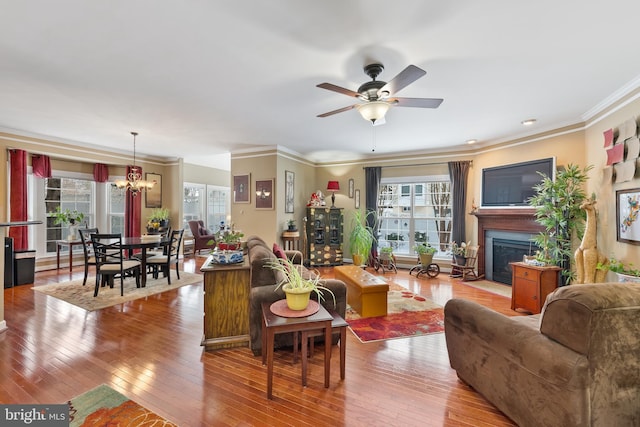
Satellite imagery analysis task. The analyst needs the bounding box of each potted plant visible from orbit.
[450,241,469,265]
[216,230,244,251]
[287,219,297,231]
[148,207,170,228]
[379,246,394,260]
[52,207,85,240]
[597,257,640,283]
[528,164,593,285]
[348,210,377,266]
[266,257,335,310]
[414,242,437,266]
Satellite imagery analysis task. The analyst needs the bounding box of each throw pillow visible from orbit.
[198,226,208,236]
[272,243,286,260]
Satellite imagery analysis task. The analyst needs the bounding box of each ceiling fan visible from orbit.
[316,63,443,125]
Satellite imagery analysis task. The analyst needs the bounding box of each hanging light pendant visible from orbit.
[114,131,155,196]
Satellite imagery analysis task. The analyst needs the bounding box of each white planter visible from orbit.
[615,272,640,283]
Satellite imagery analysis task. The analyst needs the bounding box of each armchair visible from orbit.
[187,220,217,254]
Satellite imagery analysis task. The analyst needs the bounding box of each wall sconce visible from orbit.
[256,187,271,199]
[327,180,340,208]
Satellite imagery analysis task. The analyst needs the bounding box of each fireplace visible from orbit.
[489,236,539,285]
[472,208,544,281]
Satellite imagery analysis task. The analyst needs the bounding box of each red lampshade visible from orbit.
[327,181,340,191]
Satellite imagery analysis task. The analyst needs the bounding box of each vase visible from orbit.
[67,224,78,241]
[419,253,434,266]
[454,254,466,265]
[283,284,312,310]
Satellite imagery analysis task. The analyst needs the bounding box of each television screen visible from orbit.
[481,158,555,207]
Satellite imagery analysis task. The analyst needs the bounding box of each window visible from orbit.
[44,177,94,253]
[183,183,230,234]
[108,184,125,235]
[377,176,452,256]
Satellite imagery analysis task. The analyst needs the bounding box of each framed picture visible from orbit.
[285,170,295,213]
[145,173,162,208]
[616,188,640,245]
[349,178,354,198]
[233,174,250,203]
[256,179,274,210]
[355,189,361,209]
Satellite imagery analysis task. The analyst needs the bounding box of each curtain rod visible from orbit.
[363,160,472,169]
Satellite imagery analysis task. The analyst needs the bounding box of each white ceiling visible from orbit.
[2,1,640,171]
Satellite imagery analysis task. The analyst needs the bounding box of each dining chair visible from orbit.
[91,233,141,297]
[147,229,184,284]
[77,227,99,286]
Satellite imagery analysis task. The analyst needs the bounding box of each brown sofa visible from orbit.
[444,283,640,427]
[246,235,347,356]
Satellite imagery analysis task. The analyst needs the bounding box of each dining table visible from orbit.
[120,236,170,287]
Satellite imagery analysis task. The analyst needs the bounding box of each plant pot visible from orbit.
[218,242,239,251]
[352,253,365,266]
[615,272,640,283]
[282,284,312,310]
[454,254,466,265]
[419,253,434,266]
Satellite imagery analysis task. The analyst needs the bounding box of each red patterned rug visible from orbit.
[346,285,445,343]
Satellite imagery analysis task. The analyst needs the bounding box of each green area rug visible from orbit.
[33,271,202,311]
[67,384,177,427]
[346,284,444,343]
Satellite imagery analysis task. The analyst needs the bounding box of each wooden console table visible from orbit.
[200,256,250,350]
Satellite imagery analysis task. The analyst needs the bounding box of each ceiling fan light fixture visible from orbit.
[357,101,391,124]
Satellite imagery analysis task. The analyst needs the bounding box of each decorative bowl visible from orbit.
[210,250,244,264]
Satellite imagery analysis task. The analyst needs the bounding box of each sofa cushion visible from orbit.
[272,243,286,259]
[540,283,640,355]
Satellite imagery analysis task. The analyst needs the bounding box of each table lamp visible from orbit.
[327,181,340,208]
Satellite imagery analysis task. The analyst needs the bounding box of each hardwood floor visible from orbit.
[0,257,523,426]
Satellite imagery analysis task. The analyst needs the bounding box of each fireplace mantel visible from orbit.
[472,208,544,277]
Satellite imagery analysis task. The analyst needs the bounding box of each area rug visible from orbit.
[33,271,202,311]
[460,279,512,298]
[346,285,445,343]
[67,384,177,427]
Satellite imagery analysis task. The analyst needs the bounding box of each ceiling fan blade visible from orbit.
[389,97,443,108]
[317,104,358,118]
[316,83,361,98]
[378,65,426,97]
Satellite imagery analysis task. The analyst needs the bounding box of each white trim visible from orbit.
[0,320,7,333]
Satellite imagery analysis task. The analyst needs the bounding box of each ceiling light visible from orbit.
[114,131,155,196]
[357,101,391,124]
[521,119,537,126]
[466,139,477,144]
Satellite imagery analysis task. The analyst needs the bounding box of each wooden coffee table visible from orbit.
[261,301,333,399]
[334,265,389,317]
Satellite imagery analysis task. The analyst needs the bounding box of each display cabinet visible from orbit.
[306,207,343,266]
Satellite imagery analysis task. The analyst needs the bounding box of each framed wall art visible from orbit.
[285,170,295,213]
[233,174,250,203]
[355,189,360,209]
[616,188,640,245]
[349,178,354,198]
[255,179,274,210]
[145,173,162,208]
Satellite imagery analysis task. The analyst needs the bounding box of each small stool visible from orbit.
[294,310,348,385]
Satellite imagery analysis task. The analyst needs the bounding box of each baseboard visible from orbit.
[0,320,7,334]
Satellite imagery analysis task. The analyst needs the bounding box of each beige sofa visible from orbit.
[245,235,347,356]
[444,283,640,427]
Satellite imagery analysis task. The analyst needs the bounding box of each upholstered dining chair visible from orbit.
[147,229,184,284]
[90,233,141,297]
[77,227,99,286]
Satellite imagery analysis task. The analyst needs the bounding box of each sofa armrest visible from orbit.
[445,298,587,388]
[285,250,303,265]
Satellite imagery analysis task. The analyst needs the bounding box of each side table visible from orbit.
[56,239,83,272]
[281,231,301,251]
[261,301,333,399]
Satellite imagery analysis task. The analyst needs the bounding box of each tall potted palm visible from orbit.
[528,163,593,285]
[348,210,377,266]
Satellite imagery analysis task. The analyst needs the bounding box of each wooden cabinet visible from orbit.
[510,262,560,314]
[306,207,343,266]
[200,257,250,350]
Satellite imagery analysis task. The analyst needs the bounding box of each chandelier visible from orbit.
[114,131,155,196]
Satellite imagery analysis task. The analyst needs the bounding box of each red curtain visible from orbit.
[124,165,141,238]
[32,154,52,178]
[93,163,109,182]
[9,149,28,249]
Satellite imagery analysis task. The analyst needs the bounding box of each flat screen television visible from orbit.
[481,157,555,207]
